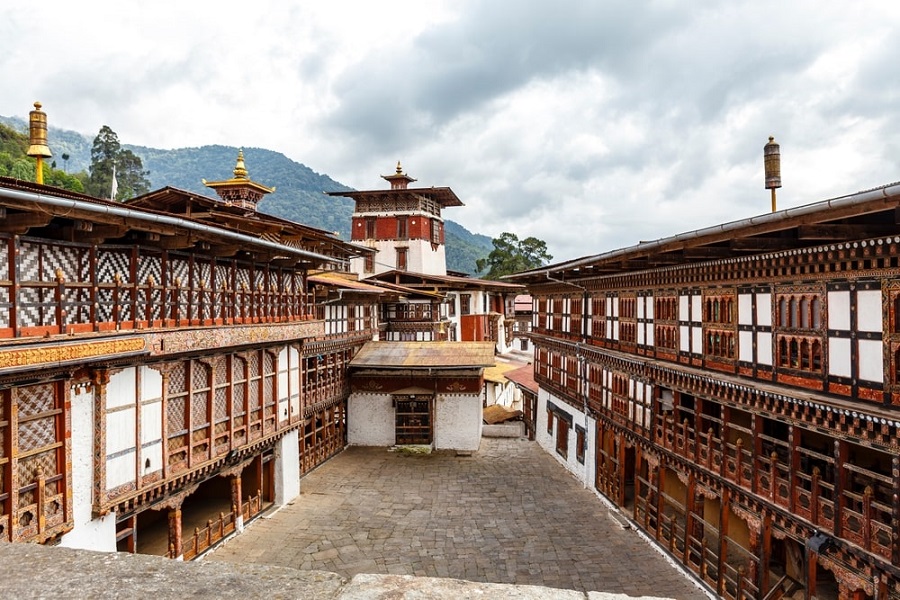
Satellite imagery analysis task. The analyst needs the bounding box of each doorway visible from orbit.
[395,395,433,445]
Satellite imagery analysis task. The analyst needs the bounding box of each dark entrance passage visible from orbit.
[394,395,432,445]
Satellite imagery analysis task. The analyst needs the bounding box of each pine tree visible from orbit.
[86,126,150,200]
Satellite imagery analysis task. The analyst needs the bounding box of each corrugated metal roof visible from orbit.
[350,341,495,369]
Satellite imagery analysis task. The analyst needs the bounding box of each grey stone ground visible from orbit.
[207,437,709,599]
[0,543,678,600]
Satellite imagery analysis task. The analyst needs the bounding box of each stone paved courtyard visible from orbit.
[207,437,708,599]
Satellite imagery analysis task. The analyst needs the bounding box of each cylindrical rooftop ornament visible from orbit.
[27,102,52,185]
[764,135,781,212]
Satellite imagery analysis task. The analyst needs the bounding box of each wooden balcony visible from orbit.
[653,416,896,563]
[1,238,315,341]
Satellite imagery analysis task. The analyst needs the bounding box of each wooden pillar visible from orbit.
[168,507,183,560]
[833,439,847,538]
[633,445,642,522]
[759,513,772,595]
[719,406,730,478]
[656,463,665,541]
[892,456,900,566]
[10,236,20,337]
[89,245,98,331]
[255,454,264,502]
[751,413,761,494]
[717,488,730,598]
[806,546,818,600]
[788,424,798,512]
[683,474,696,565]
[617,431,627,507]
[231,475,244,532]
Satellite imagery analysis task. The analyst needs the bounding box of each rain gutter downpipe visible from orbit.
[0,185,346,266]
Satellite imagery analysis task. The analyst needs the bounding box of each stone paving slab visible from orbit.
[0,542,682,600]
[207,438,709,599]
[0,543,346,600]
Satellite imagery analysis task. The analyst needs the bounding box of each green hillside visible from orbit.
[0,117,492,274]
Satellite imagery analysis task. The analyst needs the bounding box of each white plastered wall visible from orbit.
[434,394,482,452]
[354,238,447,278]
[277,345,300,425]
[535,388,593,487]
[59,385,116,552]
[347,393,395,446]
[274,429,300,505]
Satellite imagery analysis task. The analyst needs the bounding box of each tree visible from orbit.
[86,125,150,200]
[476,232,553,280]
[116,148,151,198]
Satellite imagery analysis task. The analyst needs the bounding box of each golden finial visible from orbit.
[233,149,249,180]
[396,161,403,175]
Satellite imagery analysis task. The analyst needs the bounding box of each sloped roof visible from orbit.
[350,341,495,369]
[327,186,463,208]
[0,178,344,267]
[371,270,524,292]
[504,364,538,394]
[308,272,388,293]
[483,361,526,384]
[483,404,523,424]
[506,180,900,283]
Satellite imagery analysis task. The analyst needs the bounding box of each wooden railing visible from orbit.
[652,417,895,562]
[5,238,314,340]
[178,493,263,560]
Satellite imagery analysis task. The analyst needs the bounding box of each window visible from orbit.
[396,247,408,271]
[548,402,572,459]
[364,254,374,273]
[365,217,376,239]
[575,425,586,463]
[431,219,441,244]
[520,338,528,351]
[447,295,456,317]
[556,417,569,458]
[777,293,821,329]
[1,382,69,542]
[460,293,471,315]
[397,217,408,240]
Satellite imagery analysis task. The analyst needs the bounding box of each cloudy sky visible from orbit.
[3,1,900,263]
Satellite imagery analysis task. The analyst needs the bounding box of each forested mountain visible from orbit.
[0,117,492,273]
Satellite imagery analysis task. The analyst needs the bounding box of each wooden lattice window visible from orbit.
[1,382,68,542]
[777,293,821,329]
[460,294,471,315]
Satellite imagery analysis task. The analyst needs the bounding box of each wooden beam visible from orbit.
[158,235,194,250]
[797,223,897,240]
[683,247,735,259]
[207,245,241,258]
[85,224,129,241]
[0,212,54,233]
[730,237,799,251]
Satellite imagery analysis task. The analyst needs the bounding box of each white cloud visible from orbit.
[2,0,900,262]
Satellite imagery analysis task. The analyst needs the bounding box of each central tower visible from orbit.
[329,162,463,277]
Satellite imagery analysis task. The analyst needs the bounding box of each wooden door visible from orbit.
[395,396,433,445]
